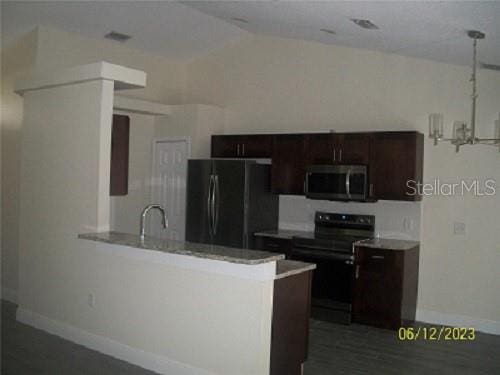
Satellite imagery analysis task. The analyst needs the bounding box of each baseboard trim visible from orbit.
[16,308,216,375]
[1,287,18,304]
[417,309,500,335]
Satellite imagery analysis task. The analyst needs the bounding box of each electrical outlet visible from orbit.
[88,293,96,307]
[454,222,466,235]
[403,217,414,232]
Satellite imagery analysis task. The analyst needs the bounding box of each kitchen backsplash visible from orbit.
[279,196,421,241]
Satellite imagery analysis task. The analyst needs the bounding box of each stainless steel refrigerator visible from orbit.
[185,159,279,249]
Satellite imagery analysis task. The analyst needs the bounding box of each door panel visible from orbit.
[212,160,246,248]
[339,134,370,164]
[271,135,308,195]
[110,114,130,196]
[241,135,272,157]
[308,133,335,165]
[185,160,213,244]
[151,140,189,241]
[211,135,242,157]
[369,132,423,201]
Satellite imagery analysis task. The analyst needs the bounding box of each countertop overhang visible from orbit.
[79,231,285,265]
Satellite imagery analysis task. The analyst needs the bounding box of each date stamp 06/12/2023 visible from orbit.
[398,327,476,341]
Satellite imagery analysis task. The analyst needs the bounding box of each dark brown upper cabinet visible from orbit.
[271,134,309,195]
[110,114,130,196]
[211,135,272,158]
[308,133,370,165]
[210,131,423,201]
[369,132,423,201]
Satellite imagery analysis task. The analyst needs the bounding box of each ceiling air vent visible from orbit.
[351,19,379,30]
[105,31,132,42]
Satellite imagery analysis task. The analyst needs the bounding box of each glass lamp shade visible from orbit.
[495,118,500,144]
[429,113,444,139]
[452,121,468,144]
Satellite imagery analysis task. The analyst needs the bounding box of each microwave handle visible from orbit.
[346,169,351,198]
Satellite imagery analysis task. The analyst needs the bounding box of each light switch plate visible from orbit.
[454,222,466,235]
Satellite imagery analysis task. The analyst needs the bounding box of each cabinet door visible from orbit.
[308,133,335,165]
[352,247,403,329]
[110,114,130,196]
[211,135,242,157]
[338,133,371,165]
[271,271,312,375]
[369,132,423,201]
[240,135,272,158]
[211,135,273,158]
[271,135,308,195]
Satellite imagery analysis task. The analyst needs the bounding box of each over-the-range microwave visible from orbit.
[305,165,368,201]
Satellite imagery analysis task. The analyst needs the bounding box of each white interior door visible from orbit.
[150,138,189,240]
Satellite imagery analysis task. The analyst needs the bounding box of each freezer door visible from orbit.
[185,160,213,244]
[212,160,246,248]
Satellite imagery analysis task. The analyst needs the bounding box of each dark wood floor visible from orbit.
[2,300,499,374]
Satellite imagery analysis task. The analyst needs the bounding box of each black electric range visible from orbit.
[290,212,375,324]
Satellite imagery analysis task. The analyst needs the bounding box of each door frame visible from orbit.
[149,136,191,237]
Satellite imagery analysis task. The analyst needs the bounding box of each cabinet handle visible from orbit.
[369,183,374,196]
[333,148,336,162]
[266,243,280,248]
[339,149,343,162]
[237,144,240,156]
[242,143,245,156]
[371,255,385,260]
[355,265,360,279]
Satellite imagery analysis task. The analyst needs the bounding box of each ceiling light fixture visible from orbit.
[320,28,336,35]
[231,17,249,24]
[104,31,132,42]
[429,30,500,152]
[351,19,379,30]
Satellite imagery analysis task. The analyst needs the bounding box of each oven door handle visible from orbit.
[346,168,351,199]
[291,248,354,262]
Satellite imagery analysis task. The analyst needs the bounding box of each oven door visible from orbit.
[305,165,367,201]
[290,245,354,324]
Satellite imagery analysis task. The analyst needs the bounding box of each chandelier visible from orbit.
[429,30,500,152]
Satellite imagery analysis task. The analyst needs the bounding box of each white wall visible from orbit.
[18,72,272,374]
[1,26,187,299]
[186,35,500,327]
[1,30,38,301]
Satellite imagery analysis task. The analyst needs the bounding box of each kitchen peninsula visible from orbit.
[79,231,315,375]
[15,62,314,375]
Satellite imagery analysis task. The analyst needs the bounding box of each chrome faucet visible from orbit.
[140,204,168,240]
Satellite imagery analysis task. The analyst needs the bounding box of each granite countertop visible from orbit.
[275,260,316,280]
[354,238,420,251]
[254,229,313,240]
[79,231,285,265]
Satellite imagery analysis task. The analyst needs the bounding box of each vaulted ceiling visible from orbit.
[2,1,500,67]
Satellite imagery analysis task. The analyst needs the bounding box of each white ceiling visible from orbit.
[1,1,249,61]
[185,1,500,67]
[2,1,500,67]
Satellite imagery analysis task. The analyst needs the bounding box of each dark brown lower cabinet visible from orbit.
[270,270,312,375]
[110,114,130,196]
[352,245,419,330]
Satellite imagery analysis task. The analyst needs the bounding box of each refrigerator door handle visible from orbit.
[210,175,216,235]
[214,175,220,235]
[207,175,214,236]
